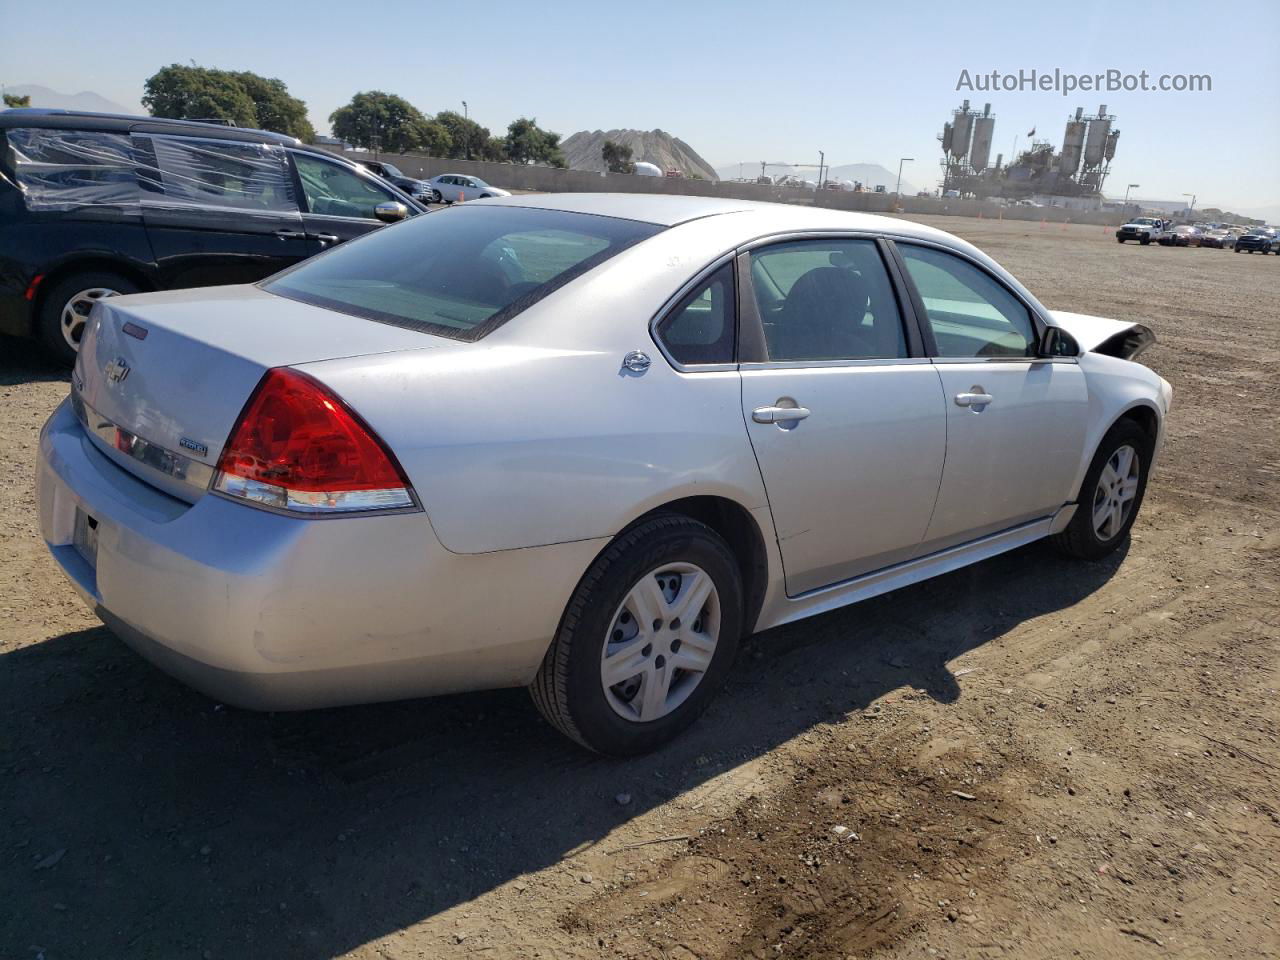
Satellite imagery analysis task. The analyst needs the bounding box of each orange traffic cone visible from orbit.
[1039,218,1046,230]
[458,191,465,203]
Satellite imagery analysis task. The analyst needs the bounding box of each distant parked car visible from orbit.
[1115,217,1167,245]
[0,108,424,364]
[359,160,432,202]
[1158,225,1202,247]
[427,173,511,203]
[1233,227,1277,254]
[1199,229,1234,249]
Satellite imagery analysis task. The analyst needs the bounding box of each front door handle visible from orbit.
[954,391,994,408]
[275,229,306,239]
[752,405,811,424]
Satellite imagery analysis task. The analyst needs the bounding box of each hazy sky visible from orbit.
[3,0,1277,214]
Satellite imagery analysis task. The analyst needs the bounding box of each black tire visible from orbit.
[531,514,743,755]
[431,189,442,203]
[38,270,140,366]
[1052,418,1154,561]
[1116,237,1125,244]
[1139,237,1150,245]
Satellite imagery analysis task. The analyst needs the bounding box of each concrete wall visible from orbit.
[331,148,1127,227]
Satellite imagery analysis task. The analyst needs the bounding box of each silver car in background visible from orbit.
[427,173,511,203]
[37,195,1171,754]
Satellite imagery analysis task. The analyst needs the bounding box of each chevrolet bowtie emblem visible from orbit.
[104,357,131,384]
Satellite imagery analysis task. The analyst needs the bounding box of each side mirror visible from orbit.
[374,201,409,224]
[1038,325,1080,359]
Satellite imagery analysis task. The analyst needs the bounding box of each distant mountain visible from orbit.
[715,161,922,195]
[3,84,140,116]
[563,129,718,180]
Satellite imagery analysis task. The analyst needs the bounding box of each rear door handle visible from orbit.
[752,405,811,424]
[275,229,306,239]
[315,233,340,244]
[954,392,994,407]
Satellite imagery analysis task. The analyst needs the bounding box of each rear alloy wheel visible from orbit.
[431,189,442,203]
[1052,419,1153,560]
[38,271,140,366]
[532,515,742,754]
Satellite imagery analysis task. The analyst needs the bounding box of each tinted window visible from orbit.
[6,128,139,211]
[656,263,736,365]
[749,238,906,361]
[264,205,663,341]
[142,135,298,213]
[898,244,1035,358]
[293,152,397,219]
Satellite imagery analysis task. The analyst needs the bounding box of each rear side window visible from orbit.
[5,128,139,212]
[264,205,663,341]
[655,263,736,365]
[749,238,907,361]
[138,135,298,214]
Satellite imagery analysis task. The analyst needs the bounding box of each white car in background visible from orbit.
[38,194,1171,755]
[427,173,511,203]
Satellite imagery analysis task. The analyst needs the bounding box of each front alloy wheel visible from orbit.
[1053,419,1153,560]
[532,514,743,754]
[1091,444,1140,541]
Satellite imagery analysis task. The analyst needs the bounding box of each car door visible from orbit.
[738,237,948,596]
[133,133,309,288]
[893,241,1088,554]
[290,151,406,253]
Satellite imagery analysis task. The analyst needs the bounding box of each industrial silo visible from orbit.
[1084,105,1111,167]
[970,115,995,171]
[941,121,954,154]
[1104,129,1120,162]
[950,103,973,161]
[1059,119,1086,176]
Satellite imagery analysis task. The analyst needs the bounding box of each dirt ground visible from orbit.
[1,216,1277,960]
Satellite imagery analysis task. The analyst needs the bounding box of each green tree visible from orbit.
[481,136,508,162]
[142,65,314,140]
[601,139,634,174]
[3,93,31,108]
[504,117,565,167]
[435,110,490,160]
[228,71,315,141]
[330,91,445,155]
[143,65,257,127]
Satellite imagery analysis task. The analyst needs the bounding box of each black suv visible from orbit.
[359,159,432,202]
[0,109,425,363]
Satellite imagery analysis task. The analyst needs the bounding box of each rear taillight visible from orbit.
[213,368,415,514]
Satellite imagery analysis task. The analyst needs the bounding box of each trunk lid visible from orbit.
[74,284,442,502]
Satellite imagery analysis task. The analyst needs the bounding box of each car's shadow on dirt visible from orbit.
[0,539,1126,958]
[1,335,68,386]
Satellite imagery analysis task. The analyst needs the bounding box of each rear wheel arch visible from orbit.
[613,496,769,638]
[33,256,154,322]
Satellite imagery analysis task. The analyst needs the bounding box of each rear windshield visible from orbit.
[263,205,663,341]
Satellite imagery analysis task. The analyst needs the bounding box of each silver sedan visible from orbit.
[37,194,1172,754]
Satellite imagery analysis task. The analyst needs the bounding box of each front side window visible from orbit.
[655,263,736,365]
[292,152,396,219]
[140,135,298,213]
[748,238,907,361]
[898,244,1035,358]
[264,205,663,341]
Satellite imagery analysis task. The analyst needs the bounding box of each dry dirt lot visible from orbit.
[1,216,1277,960]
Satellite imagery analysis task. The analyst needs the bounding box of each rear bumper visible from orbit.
[38,398,606,710]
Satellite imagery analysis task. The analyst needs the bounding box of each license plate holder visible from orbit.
[73,507,99,568]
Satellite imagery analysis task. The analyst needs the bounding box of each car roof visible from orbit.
[475,191,956,241]
[0,107,300,145]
